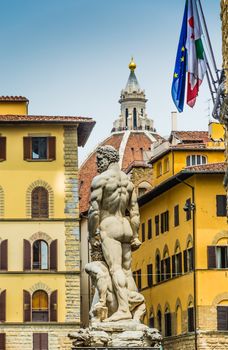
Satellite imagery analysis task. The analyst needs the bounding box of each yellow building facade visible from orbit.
[132,123,228,349]
[0,97,94,350]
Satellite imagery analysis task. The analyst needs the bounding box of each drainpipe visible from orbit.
[176,176,197,350]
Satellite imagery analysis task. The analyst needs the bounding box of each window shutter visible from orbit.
[147,264,153,287]
[0,333,5,350]
[166,211,169,231]
[172,255,176,277]
[23,137,31,160]
[48,137,56,160]
[0,137,6,161]
[33,333,40,350]
[207,246,216,268]
[155,215,159,236]
[0,240,8,271]
[141,223,145,242]
[23,290,31,322]
[161,213,164,233]
[178,253,182,274]
[148,219,152,239]
[50,290,58,322]
[217,306,228,331]
[0,290,6,322]
[216,195,226,217]
[23,239,31,271]
[184,250,187,273]
[41,333,48,350]
[50,240,57,271]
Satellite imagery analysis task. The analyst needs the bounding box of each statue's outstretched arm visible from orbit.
[88,177,104,239]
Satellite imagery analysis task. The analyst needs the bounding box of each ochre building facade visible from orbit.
[0,97,94,350]
[132,123,228,349]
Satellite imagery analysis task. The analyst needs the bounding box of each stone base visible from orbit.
[69,320,161,348]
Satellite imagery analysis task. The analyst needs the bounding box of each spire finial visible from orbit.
[128,57,136,71]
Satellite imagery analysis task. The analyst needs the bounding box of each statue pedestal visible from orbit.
[69,320,161,348]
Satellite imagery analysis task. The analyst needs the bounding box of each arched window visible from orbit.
[217,300,228,330]
[33,240,48,270]
[176,305,182,335]
[157,310,162,332]
[156,254,161,283]
[157,162,162,177]
[165,307,172,336]
[184,241,194,273]
[125,108,128,128]
[32,290,48,321]
[164,158,170,173]
[162,251,171,281]
[188,302,194,332]
[32,187,49,218]
[186,155,207,166]
[172,244,182,277]
[149,311,154,328]
[133,108,137,129]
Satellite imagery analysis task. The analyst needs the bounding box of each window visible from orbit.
[157,162,162,177]
[188,306,194,332]
[208,245,228,269]
[217,306,228,330]
[216,195,226,217]
[186,155,207,166]
[23,136,56,161]
[174,205,179,227]
[125,108,128,128]
[155,215,159,236]
[0,290,6,322]
[163,256,171,280]
[165,309,172,336]
[0,240,8,271]
[157,310,162,332]
[156,254,161,283]
[141,223,145,242]
[33,240,48,270]
[32,290,49,322]
[0,137,6,161]
[185,198,192,221]
[149,312,154,328]
[133,108,137,129]
[33,333,48,350]
[148,219,152,239]
[184,247,194,272]
[24,239,57,271]
[161,211,169,233]
[0,334,5,350]
[164,158,169,173]
[147,264,153,287]
[172,249,182,277]
[138,187,147,197]
[32,187,49,218]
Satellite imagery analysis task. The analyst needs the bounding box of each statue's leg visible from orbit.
[122,243,138,292]
[101,235,132,321]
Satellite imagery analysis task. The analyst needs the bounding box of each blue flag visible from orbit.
[171,0,188,112]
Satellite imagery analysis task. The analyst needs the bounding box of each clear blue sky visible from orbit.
[0,0,222,162]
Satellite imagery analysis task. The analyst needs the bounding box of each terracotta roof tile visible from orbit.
[0,96,29,102]
[0,114,94,123]
[171,131,210,143]
[183,162,226,173]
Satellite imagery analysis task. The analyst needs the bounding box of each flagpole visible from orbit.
[205,70,215,104]
[197,0,220,82]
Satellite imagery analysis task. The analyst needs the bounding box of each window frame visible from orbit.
[186,154,207,167]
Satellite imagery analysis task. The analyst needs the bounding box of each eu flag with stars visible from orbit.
[171,0,188,112]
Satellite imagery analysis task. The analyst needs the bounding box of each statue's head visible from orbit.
[96,145,119,173]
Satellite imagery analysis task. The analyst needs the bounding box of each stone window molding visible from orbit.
[211,230,228,245]
[164,302,171,313]
[29,231,52,245]
[174,239,181,253]
[26,180,54,218]
[212,292,228,307]
[187,294,194,308]
[0,186,4,218]
[175,298,182,311]
[29,282,52,296]
[163,244,169,258]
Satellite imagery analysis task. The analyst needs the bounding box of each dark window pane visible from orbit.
[32,138,47,160]
[217,306,228,330]
[165,312,172,336]
[147,264,153,287]
[148,219,152,239]
[174,205,179,227]
[216,195,226,217]
[188,307,195,332]
[141,223,145,242]
[155,215,159,236]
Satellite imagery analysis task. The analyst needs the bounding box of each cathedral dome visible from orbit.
[79,60,164,213]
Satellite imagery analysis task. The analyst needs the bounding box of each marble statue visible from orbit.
[87,145,143,322]
[69,145,162,348]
